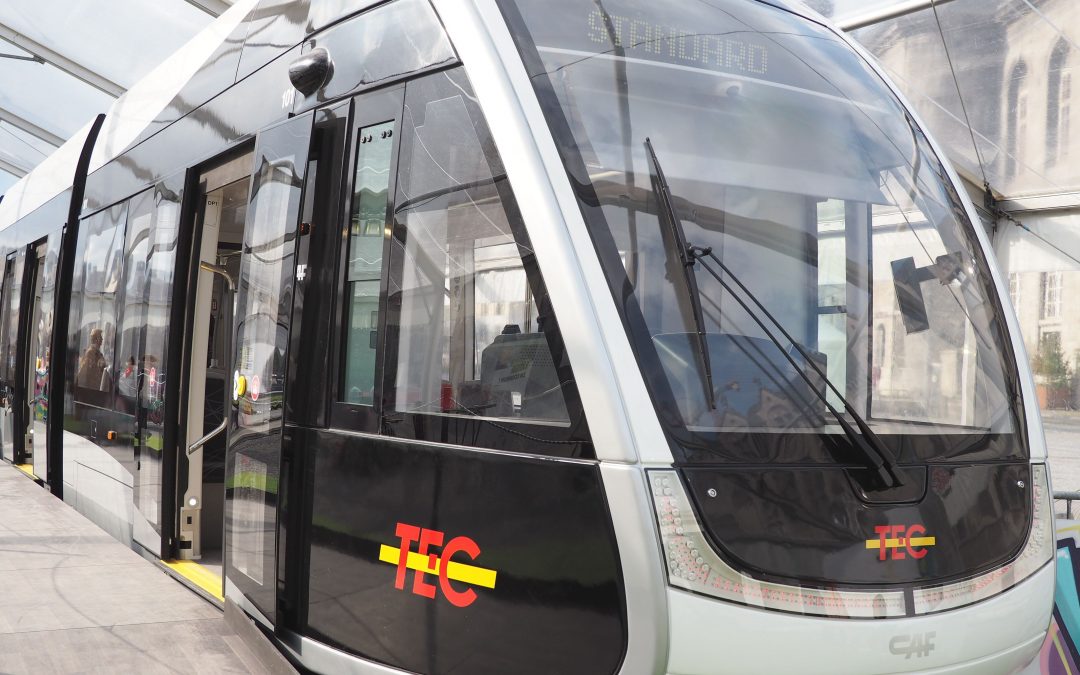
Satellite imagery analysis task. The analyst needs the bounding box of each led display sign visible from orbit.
[586,10,769,76]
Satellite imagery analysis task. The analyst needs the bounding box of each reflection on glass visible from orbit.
[343,121,393,405]
[115,190,154,414]
[74,203,127,406]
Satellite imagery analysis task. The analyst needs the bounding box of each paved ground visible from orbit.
[0,464,259,674]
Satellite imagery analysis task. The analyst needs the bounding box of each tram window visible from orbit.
[385,71,573,426]
[114,190,154,414]
[74,202,127,408]
[341,120,393,406]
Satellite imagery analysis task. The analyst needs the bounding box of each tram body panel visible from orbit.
[287,426,626,675]
[667,564,1053,675]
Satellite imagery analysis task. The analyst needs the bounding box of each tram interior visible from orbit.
[185,166,249,573]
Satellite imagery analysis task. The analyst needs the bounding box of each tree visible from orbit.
[1033,332,1072,390]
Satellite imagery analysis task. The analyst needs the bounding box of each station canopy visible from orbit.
[0,0,231,196]
[1,0,1076,207]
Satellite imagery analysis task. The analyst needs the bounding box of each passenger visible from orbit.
[75,328,108,390]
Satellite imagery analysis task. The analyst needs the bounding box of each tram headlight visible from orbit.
[648,465,1053,618]
[911,464,1053,614]
[649,470,907,618]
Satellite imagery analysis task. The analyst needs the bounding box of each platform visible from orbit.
[0,464,261,674]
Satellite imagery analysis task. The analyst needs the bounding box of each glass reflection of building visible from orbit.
[824,0,1080,410]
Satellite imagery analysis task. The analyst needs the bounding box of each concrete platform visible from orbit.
[0,464,261,674]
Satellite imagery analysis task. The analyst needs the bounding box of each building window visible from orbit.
[1047,40,1070,167]
[1006,60,1028,178]
[1063,72,1072,160]
[1042,271,1062,320]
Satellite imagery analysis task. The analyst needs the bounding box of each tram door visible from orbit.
[0,252,21,462]
[178,151,254,572]
[222,112,314,621]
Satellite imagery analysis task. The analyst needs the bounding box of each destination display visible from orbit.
[586,10,770,77]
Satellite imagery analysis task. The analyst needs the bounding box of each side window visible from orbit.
[342,120,394,406]
[73,203,127,407]
[381,69,589,454]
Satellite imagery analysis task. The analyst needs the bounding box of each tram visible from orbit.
[0,0,1054,672]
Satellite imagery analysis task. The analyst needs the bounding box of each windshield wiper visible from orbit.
[644,138,905,489]
[646,138,717,410]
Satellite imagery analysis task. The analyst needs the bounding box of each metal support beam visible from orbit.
[0,157,28,179]
[0,108,64,148]
[0,22,124,97]
[183,0,231,17]
[835,0,960,31]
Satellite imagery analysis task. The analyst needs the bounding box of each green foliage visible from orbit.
[1033,332,1073,388]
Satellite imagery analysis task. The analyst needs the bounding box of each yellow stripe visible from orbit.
[162,559,224,601]
[1054,628,1073,675]
[378,544,497,589]
[865,536,936,549]
[14,464,35,478]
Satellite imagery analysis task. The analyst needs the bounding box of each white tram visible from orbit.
[0,0,1054,673]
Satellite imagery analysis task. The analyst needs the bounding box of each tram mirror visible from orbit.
[892,252,970,335]
[289,47,334,96]
[891,257,930,335]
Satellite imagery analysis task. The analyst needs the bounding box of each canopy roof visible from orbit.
[807,0,1080,205]
[1,0,1076,208]
[0,0,233,195]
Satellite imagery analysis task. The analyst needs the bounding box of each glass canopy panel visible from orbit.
[0,122,56,174]
[803,0,904,22]
[0,172,16,195]
[0,0,217,89]
[846,0,1080,199]
[0,44,115,140]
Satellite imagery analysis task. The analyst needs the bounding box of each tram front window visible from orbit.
[498,0,1024,463]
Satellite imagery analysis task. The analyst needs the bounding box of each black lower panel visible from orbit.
[684,462,1031,586]
[299,427,626,675]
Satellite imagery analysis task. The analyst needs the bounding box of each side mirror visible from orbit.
[891,252,969,334]
[891,257,930,334]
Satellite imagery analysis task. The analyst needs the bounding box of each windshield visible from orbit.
[497,0,1025,462]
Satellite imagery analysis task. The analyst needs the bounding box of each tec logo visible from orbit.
[865,524,936,561]
[378,522,497,608]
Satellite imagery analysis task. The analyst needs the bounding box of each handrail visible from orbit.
[188,418,226,456]
[187,260,236,457]
[199,261,235,292]
[1054,491,1080,519]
